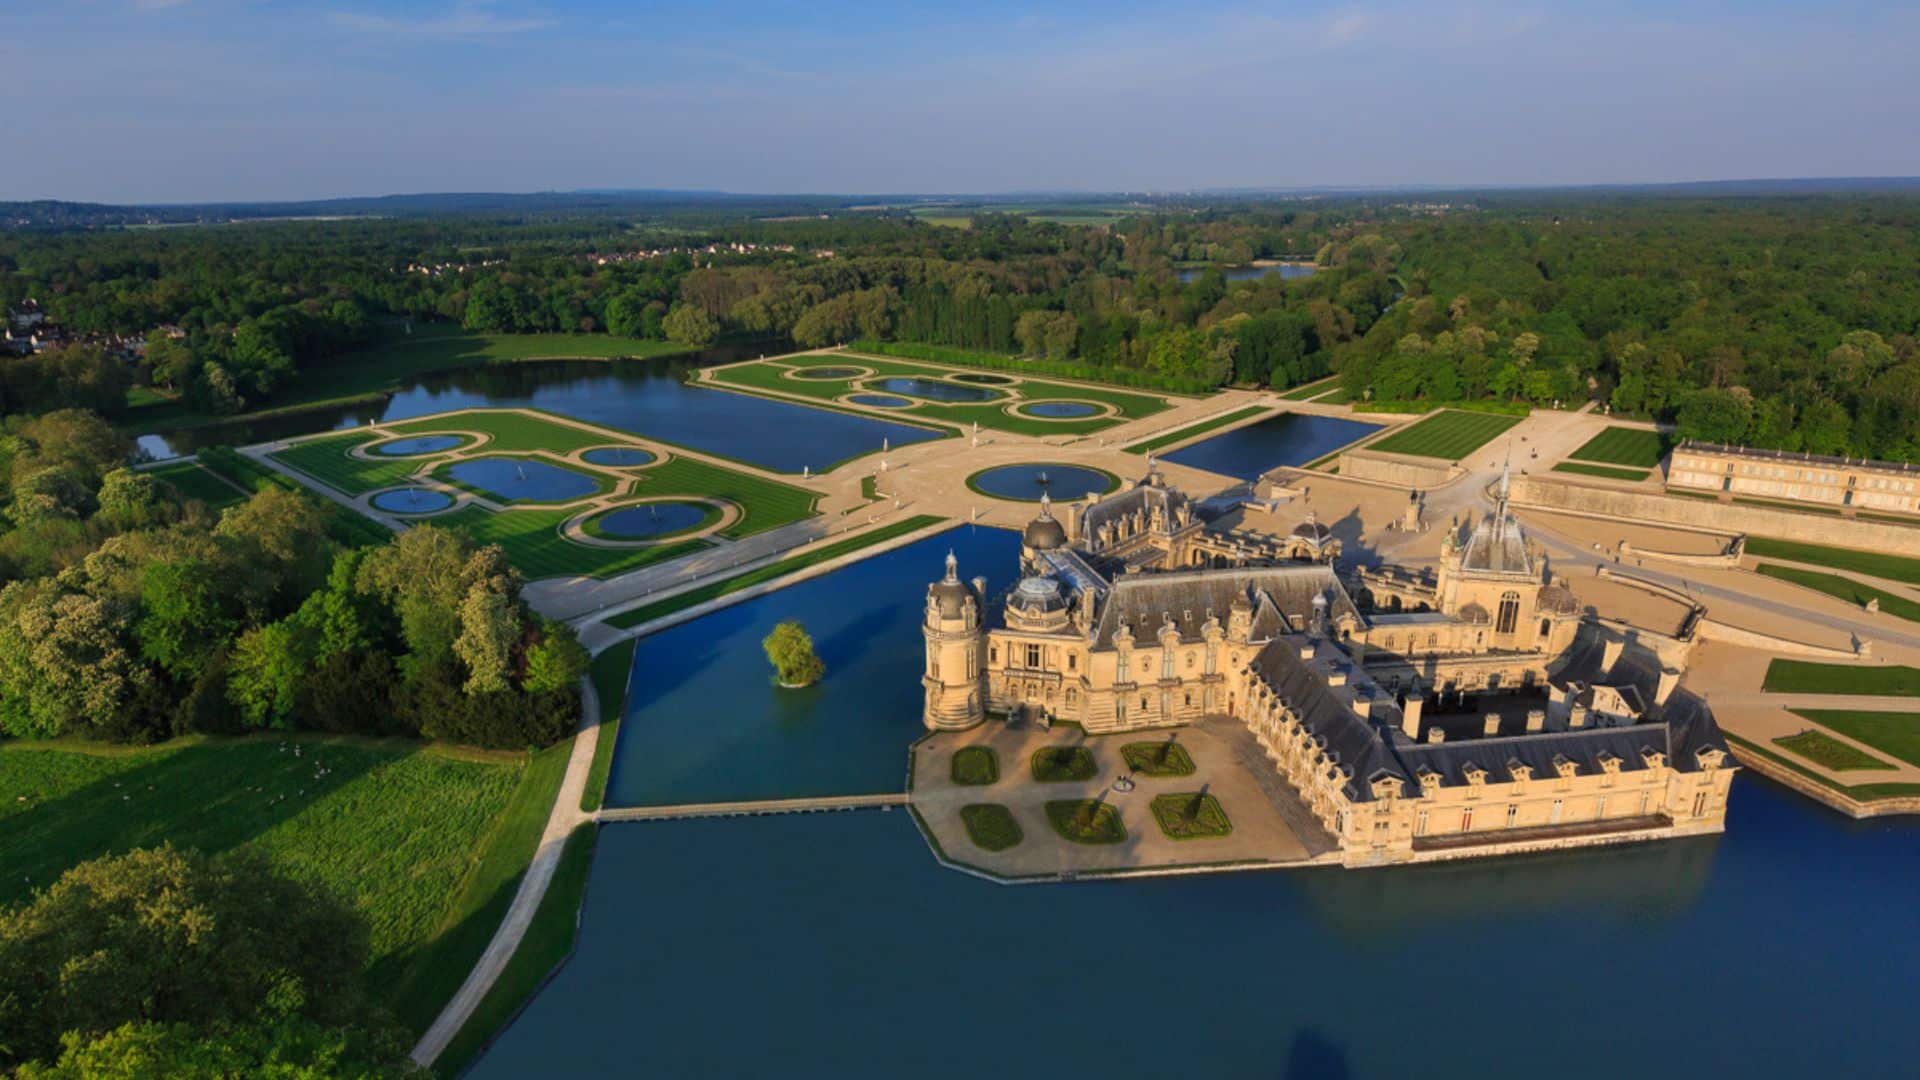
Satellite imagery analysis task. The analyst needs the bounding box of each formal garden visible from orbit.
[1365,408,1524,461]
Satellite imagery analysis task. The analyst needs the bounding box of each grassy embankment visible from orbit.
[1762,659,1920,696]
[0,733,574,1037]
[1744,538,1920,585]
[1788,708,1920,768]
[1772,730,1892,771]
[1551,426,1671,482]
[1724,732,1920,801]
[579,638,636,813]
[1756,564,1920,624]
[1363,409,1524,462]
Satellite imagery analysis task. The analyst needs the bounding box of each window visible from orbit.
[1461,809,1474,832]
[989,646,998,664]
[1505,804,1518,827]
[1496,591,1521,635]
[1067,653,1077,672]
[1596,795,1607,819]
[1549,799,1563,824]
[1540,618,1551,638]
[1117,655,1129,683]
[1415,810,1429,836]
[1025,643,1042,670]
[1161,650,1174,680]
[1692,792,1709,817]
[1205,643,1217,675]
[927,647,939,679]
[1183,692,1192,707]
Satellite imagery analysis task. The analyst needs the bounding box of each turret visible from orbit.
[922,550,985,730]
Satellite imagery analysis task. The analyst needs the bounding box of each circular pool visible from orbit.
[371,434,466,456]
[952,373,1015,385]
[371,488,455,513]
[791,366,865,380]
[1016,401,1101,419]
[868,377,1003,403]
[581,447,656,467]
[590,501,716,540]
[848,393,914,408]
[967,463,1118,502]
[445,457,602,503]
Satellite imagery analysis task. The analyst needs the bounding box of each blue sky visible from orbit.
[7,1,1917,202]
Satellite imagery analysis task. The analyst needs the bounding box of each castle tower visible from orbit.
[1020,492,1068,573]
[922,550,986,730]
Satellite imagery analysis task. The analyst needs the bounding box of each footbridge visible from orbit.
[596,792,910,823]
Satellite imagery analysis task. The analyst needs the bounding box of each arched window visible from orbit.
[1539,618,1551,638]
[1496,591,1521,634]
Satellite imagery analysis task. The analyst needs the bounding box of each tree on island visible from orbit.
[762,620,825,688]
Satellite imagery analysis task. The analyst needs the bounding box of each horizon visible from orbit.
[9,1,1919,204]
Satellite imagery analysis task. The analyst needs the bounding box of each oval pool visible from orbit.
[869,377,1003,403]
[445,457,602,503]
[370,434,466,456]
[590,501,716,540]
[581,447,656,467]
[790,366,865,380]
[951,373,1015,385]
[967,463,1117,502]
[1016,401,1101,419]
[848,393,914,408]
[370,488,455,513]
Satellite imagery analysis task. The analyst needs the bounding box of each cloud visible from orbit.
[327,2,549,38]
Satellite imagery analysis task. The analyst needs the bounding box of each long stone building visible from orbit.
[1667,439,1920,515]
[922,467,1735,866]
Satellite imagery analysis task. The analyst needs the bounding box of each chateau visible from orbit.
[1668,439,1920,515]
[923,468,1735,866]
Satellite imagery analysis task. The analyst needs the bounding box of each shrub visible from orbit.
[1030,746,1096,782]
[949,746,999,785]
[959,804,1023,851]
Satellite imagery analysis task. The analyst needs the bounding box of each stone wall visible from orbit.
[1337,450,1461,490]
[1510,476,1920,556]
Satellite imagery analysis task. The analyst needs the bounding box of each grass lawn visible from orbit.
[386,409,611,454]
[950,746,999,785]
[1121,741,1196,777]
[1313,387,1353,404]
[959,804,1023,851]
[432,823,598,1076]
[435,504,707,580]
[1745,538,1920,586]
[604,515,948,629]
[1125,406,1269,454]
[1044,799,1126,844]
[848,339,1201,396]
[1724,732,1920,802]
[1278,377,1338,401]
[580,639,636,813]
[1773,730,1893,771]
[148,460,248,509]
[1149,793,1234,840]
[1365,409,1523,461]
[272,431,429,495]
[1030,746,1097,782]
[0,734,568,1036]
[1756,564,1920,623]
[1789,708,1920,769]
[1567,426,1671,468]
[1762,659,1920,697]
[629,456,817,539]
[1553,462,1650,482]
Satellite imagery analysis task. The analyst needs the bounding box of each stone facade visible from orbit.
[1668,439,1920,514]
[920,467,1735,866]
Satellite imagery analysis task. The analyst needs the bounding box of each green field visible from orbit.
[386,409,611,454]
[1789,709,1920,769]
[148,460,249,509]
[627,456,817,538]
[1567,426,1672,468]
[959,804,1023,851]
[1745,537,1920,585]
[1756,564,1920,623]
[848,339,1205,395]
[1365,409,1524,461]
[1762,659,1920,697]
[1149,793,1233,840]
[0,734,565,1034]
[1044,799,1127,844]
[435,504,708,580]
[580,639,636,813]
[1553,462,1650,482]
[272,431,430,495]
[603,515,949,629]
[1725,732,1920,802]
[1121,741,1197,777]
[1773,730,1890,771]
[1125,406,1269,455]
[1313,387,1353,404]
[1031,746,1096,782]
[950,746,999,785]
[1279,377,1338,401]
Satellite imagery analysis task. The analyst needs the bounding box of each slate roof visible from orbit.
[1079,473,1194,540]
[1091,564,1359,649]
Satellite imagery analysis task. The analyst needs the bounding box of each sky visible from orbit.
[6,0,1918,203]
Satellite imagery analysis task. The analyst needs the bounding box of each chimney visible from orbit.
[1526,709,1546,733]
[1326,666,1349,688]
[1569,704,1589,729]
[1426,727,1446,744]
[1352,690,1372,720]
[1600,637,1625,673]
[1401,689,1425,741]
[1298,642,1315,660]
[1483,714,1502,737]
[1656,667,1681,706]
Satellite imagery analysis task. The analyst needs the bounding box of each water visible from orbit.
[604,527,1020,807]
[1018,401,1100,418]
[870,376,1004,403]
[580,447,655,467]
[471,780,1920,1079]
[368,488,454,513]
[791,365,865,379]
[968,463,1117,502]
[1163,412,1382,481]
[133,344,942,473]
[591,501,711,539]
[369,434,464,456]
[445,456,601,502]
[952,373,1015,385]
[848,393,914,408]
[1177,262,1318,283]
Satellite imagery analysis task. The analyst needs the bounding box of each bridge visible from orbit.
[596,792,910,823]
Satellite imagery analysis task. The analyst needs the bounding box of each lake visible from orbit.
[470,778,1920,1079]
[135,344,943,474]
[1178,263,1318,283]
[1162,412,1382,481]
[603,526,1021,807]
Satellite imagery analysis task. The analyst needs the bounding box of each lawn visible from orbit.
[1149,792,1234,840]
[950,746,999,785]
[1756,564,1920,623]
[1724,733,1920,802]
[847,338,1201,395]
[0,734,567,1035]
[959,804,1024,851]
[580,639,636,813]
[1121,741,1196,777]
[1313,387,1353,404]
[1773,731,1892,772]
[603,515,948,629]
[629,455,818,539]
[435,504,708,580]
[1553,462,1650,482]
[1762,659,1920,697]
[1279,377,1338,401]
[148,460,248,509]
[1030,746,1097,782]
[1789,708,1920,769]
[1044,799,1127,844]
[1567,426,1671,468]
[1125,406,1269,454]
[1745,538,1920,585]
[271,431,429,495]
[1364,409,1523,461]
[386,409,611,454]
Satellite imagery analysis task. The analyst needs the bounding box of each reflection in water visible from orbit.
[1162,412,1383,481]
[968,463,1116,501]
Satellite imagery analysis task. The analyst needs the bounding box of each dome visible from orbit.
[1012,574,1065,613]
[1290,510,1333,544]
[1023,493,1068,550]
[929,550,973,618]
[1458,601,1491,624]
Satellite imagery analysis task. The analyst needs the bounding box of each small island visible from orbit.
[763,619,826,689]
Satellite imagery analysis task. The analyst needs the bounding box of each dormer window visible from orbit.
[1507,760,1532,784]
[1696,747,1727,771]
[1462,763,1487,786]
[1640,747,1667,770]
[1597,752,1622,774]
[1553,754,1579,780]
